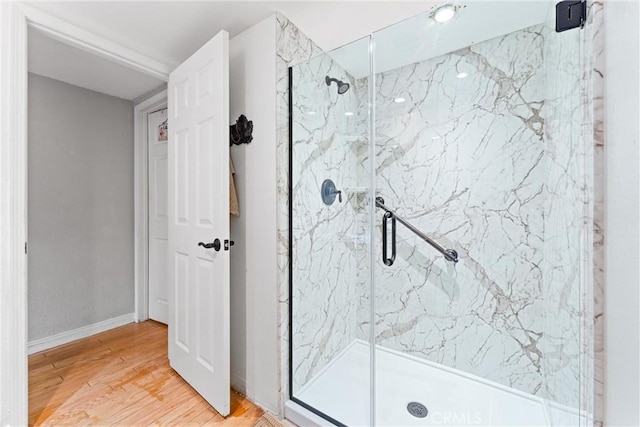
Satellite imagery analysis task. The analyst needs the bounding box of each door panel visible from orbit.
[148,109,169,324]
[175,129,190,224]
[196,119,215,225]
[168,29,230,416]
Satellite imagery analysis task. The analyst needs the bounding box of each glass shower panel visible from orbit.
[371,2,589,427]
[289,36,373,426]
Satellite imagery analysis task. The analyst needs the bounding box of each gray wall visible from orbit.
[28,73,134,341]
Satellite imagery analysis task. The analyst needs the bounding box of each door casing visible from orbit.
[145,105,170,324]
[134,91,168,323]
[0,4,172,424]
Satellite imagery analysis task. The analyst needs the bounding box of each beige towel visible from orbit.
[230,156,239,216]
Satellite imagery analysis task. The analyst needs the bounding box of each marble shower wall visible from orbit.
[540,20,587,412]
[275,15,371,397]
[360,23,588,409]
[586,1,604,424]
[275,14,323,405]
[276,7,598,417]
[289,52,367,391]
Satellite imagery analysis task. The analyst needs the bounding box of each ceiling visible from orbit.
[28,1,434,65]
[28,27,165,101]
[30,1,275,68]
[27,1,433,100]
[330,1,553,79]
[26,1,552,100]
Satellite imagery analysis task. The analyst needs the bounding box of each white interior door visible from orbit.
[148,108,169,324]
[167,30,230,416]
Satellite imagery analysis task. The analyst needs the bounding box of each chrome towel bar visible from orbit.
[376,197,458,263]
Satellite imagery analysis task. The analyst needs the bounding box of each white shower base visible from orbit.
[294,340,587,426]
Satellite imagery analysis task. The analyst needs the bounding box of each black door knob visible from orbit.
[198,238,222,251]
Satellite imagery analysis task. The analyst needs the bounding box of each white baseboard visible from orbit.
[230,374,280,416]
[28,313,135,355]
[231,372,247,395]
[249,396,279,417]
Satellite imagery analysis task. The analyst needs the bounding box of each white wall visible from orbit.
[603,1,640,426]
[28,73,135,341]
[228,15,279,413]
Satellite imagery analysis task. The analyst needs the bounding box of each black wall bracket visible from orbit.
[556,0,587,32]
[230,114,253,146]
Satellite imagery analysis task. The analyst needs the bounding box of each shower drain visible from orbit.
[407,402,428,418]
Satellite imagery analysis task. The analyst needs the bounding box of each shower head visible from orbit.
[325,76,350,94]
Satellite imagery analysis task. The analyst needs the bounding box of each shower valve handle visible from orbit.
[321,179,342,205]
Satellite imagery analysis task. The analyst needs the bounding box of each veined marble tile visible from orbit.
[278,10,598,423]
[587,2,604,425]
[275,14,374,404]
[289,47,369,391]
[356,23,589,410]
[275,14,324,411]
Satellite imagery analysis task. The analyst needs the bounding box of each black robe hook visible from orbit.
[230,114,253,146]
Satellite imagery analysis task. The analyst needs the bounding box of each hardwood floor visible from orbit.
[29,321,264,426]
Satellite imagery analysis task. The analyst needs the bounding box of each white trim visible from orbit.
[0,3,28,426]
[249,397,280,418]
[28,313,135,355]
[20,3,173,81]
[231,373,247,395]
[133,90,167,323]
[230,374,279,416]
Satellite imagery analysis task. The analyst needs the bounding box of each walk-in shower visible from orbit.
[289,2,594,426]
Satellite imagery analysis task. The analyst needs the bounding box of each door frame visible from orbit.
[0,4,171,425]
[134,91,168,323]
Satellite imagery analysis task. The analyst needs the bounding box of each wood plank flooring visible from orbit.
[29,321,264,426]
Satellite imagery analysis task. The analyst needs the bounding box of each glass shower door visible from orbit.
[371,2,590,426]
[289,2,592,426]
[288,36,374,426]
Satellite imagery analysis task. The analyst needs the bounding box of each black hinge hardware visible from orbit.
[224,239,235,251]
[25,242,28,254]
[556,1,587,32]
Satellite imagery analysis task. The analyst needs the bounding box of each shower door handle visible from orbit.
[382,211,396,266]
